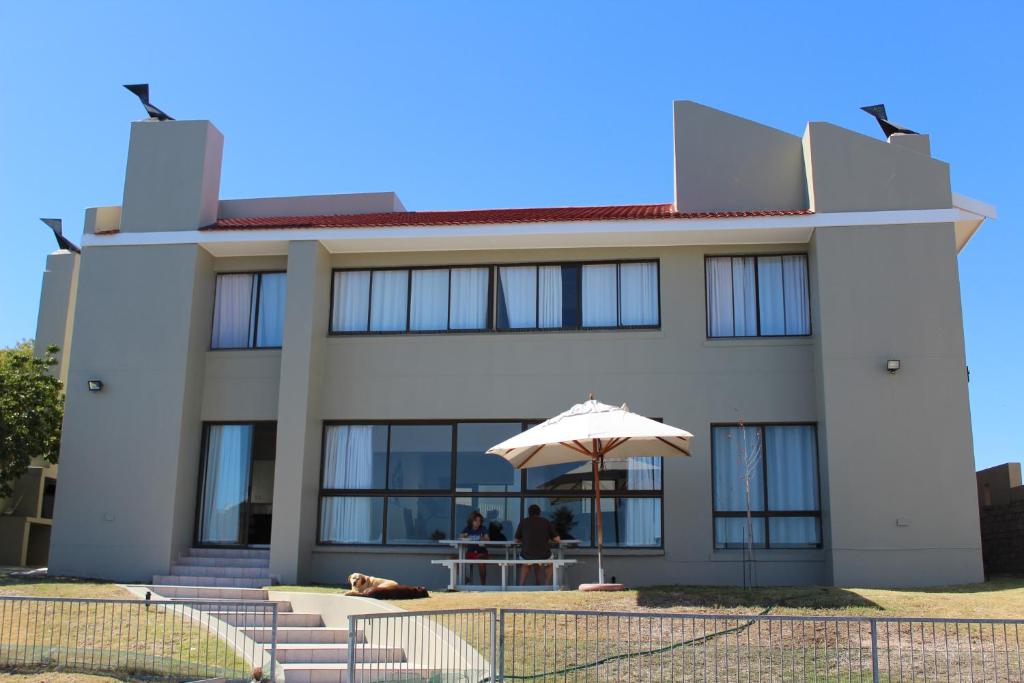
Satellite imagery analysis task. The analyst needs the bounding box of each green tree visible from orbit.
[0,341,63,497]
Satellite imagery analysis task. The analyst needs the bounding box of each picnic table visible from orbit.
[432,539,580,591]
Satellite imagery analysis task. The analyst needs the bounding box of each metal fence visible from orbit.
[0,596,277,682]
[350,607,1024,682]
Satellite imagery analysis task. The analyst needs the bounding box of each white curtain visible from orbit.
[538,266,563,328]
[765,425,818,511]
[757,256,786,335]
[320,426,377,543]
[255,273,287,347]
[622,498,660,546]
[706,257,756,336]
[715,517,764,548]
[619,262,659,326]
[782,255,810,335]
[410,269,449,331]
[332,271,370,332]
[449,268,489,330]
[199,424,253,544]
[582,264,617,327]
[769,517,819,547]
[712,426,764,512]
[499,266,537,328]
[626,456,661,490]
[211,274,254,348]
[370,270,409,331]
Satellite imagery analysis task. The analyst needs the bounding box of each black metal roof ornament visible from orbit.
[40,218,80,254]
[123,83,175,121]
[861,104,918,138]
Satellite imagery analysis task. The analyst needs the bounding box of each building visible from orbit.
[36,100,995,589]
[978,463,1024,509]
[977,462,1024,575]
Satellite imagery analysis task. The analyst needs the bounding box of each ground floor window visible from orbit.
[711,423,821,549]
[318,420,664,547]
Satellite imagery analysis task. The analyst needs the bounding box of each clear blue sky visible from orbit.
[1,2,1020,470]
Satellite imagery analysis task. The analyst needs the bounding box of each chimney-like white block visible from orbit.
[119,120,224,232]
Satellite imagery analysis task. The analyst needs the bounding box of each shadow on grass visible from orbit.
[635,585,882,611]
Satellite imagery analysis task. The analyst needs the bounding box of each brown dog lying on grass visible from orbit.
[345,572,429,599]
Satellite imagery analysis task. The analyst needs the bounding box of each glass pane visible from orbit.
[524,496,591,545]
[255,273,287,347]
[322,425,387,489]
[455,422,521,493]
[582,264,618,327]
[769,516,820,548]
[319,496,384,543]
[332,271,371,332]
[602,498,661,548]
[388,424,452,490]
[619,262,659,326]
[497,266,537,329]
[714,517,765,549]
[757,256,785,335]
[782,255,810,335]
[211,274,255,348]
[199,424,253,544]
[449,268,489,330]
[538,266,563,328]
[455,496,520,542]
[712,426,765,512]
[597,457,662,491]
[527,461,594,492]
[410,269,450,331]
[765,425,818,511]
[370,270,409,332]
[387,496,452,544]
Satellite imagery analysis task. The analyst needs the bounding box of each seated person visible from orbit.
[514,504,560,585]
[488,521,507,542]
[460,511,490,584]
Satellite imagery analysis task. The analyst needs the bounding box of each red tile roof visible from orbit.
[204,204,811,231]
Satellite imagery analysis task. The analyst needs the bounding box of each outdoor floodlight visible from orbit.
[886,359,901,374]
[87,379,104,392]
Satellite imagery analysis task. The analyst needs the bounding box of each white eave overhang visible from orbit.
[81,202,994,257]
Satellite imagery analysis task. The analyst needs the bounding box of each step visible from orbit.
[147,585,270,601]
[152,575,271,589]
[267,643,405,664]
[242,627,361,644]
[168,597,294,613]
[176,555,270,568]
[186,547,270,559]
[208,610,322,627]
[279,663,434,683]
[170,564,272,579]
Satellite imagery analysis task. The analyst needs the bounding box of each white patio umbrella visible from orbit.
[487,396,693,587]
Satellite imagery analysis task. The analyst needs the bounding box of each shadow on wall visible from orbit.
[635,585,881,611]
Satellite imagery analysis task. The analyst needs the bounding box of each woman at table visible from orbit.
[460,511,490,585]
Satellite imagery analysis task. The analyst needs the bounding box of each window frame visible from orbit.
[317,419,665,548]
[703,253,812,339]
[710,422,823,550]
[209,270,287,351]
[328,258,661,336]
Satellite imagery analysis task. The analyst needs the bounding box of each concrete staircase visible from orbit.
[147,584,424,682]
[152,547,273,589]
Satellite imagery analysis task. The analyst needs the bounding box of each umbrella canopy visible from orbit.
[487,397,693,587]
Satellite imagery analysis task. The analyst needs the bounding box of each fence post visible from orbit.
[497,609,505,682]
[269,603,278,683]
[870,618,880,683]
[347,614,357,678]
[489,609,498,683]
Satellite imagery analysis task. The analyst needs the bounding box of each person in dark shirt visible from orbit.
[514,504,560,586]
[460,511,490,585]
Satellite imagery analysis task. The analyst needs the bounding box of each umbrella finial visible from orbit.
[587,393,594,401]
[621,403,630,412]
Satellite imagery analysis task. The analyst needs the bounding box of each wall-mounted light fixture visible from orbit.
[886,359,901,374]
[87,379,104,392]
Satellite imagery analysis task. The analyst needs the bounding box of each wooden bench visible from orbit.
[431,558,577,591]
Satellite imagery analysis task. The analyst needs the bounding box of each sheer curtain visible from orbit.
[626,456,661,490]
[449,268,489,329]
[538,266,563,328]
[706,257,756,336]
[765,425,818,544]
[199,424,253,544]
[782,255,810,335]
[582,264,617,327]
[321,426,376,543]
[211,274,254,348]
[370,270,409,331]
[757,256,786,335]
[410,269,449,331]
[255,273,287,347]
[712,426,764,512]
[622,498,660,546]
[619,262,659,326]
[332,271,371,332]
[499,266,537,328]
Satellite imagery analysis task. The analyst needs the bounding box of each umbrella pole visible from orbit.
[592,455,605,584]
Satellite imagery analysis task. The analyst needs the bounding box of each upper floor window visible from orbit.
[329,260,659,335]
[211,272,287,349]
[711,423,821,549]
[705,254,810,337]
